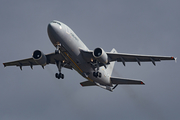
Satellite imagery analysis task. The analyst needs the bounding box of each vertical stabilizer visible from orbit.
[106,48,117,76]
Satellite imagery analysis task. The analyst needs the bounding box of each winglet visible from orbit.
[141,81,145,85]
[171,57,177,62]
[3,63,6,67]
[175,57,177,62]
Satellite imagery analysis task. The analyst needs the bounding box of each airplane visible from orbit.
[3,20,176,91]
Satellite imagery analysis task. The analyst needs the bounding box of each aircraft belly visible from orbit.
[61,49,111,86]
[89,68,112,86]
[61,48,111,86]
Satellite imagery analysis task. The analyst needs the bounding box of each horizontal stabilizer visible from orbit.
[111,77,145,85]
[80,81,96,87]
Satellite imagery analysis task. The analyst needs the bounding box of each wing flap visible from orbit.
[110,77,145,85]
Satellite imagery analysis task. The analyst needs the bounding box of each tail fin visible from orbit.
[106,48,117,76]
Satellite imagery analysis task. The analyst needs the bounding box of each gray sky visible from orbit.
[0,0,180,120]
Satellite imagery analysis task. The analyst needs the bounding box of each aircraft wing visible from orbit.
[80,49,176,66]
[107,52,175,66]
[3,53,72,70]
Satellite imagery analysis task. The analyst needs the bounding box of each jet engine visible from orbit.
[93,47,108,64]
[32,50,47,65]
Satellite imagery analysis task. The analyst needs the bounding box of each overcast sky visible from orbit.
[0,0,180,120]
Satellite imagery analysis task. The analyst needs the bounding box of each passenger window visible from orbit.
[66,28,70,34]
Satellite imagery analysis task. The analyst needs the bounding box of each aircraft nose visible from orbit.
[47,21,63,45]
[47,21,62,36]
[47,23,55,34]
[47,22,59,39]
[47,22,59,44]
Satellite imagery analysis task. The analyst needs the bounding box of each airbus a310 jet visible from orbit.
[3,20,176,91]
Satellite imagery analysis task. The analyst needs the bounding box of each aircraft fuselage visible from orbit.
[47,20,112,87]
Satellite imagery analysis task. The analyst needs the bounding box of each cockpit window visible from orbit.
[51,21,62,29]
[52,21,61,25]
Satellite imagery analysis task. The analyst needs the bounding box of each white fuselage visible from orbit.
[47,20,111,86]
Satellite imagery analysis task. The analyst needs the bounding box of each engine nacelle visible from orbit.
[93,47,108,64]
[32,50,47,66]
